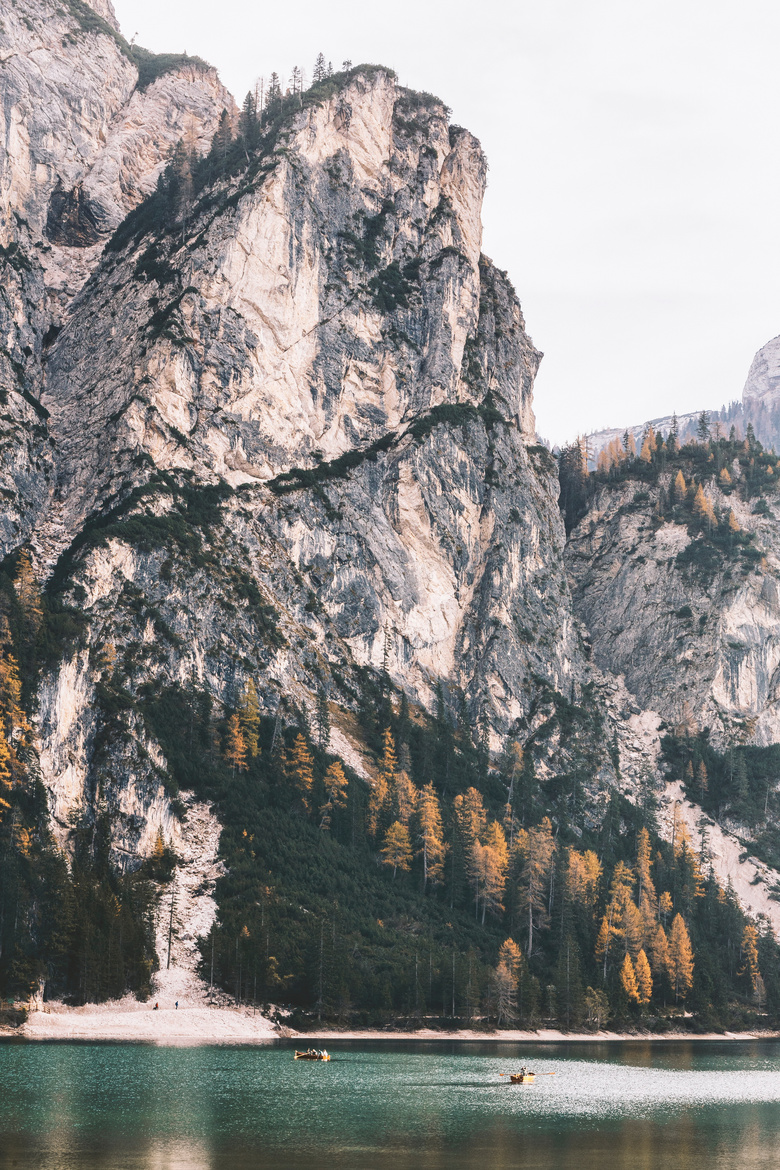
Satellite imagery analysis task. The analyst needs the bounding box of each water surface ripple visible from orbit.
[2,1039,780,1169]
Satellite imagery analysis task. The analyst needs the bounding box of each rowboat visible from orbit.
[294,1049,331,1061]
[499,1069,547,1085]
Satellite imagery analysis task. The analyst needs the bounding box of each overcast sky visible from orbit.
[114,0,780,444]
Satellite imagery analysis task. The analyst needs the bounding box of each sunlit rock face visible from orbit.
[1,8,653,866]
[39,65,591,753]
[0,0,233,558]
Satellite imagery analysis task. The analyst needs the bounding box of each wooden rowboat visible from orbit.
[500,1070,544,1084]
[294,1049,331,1061]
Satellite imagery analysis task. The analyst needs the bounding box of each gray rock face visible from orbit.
[566,474,780,746]
[0,13,677,864]
[742,335,780,413]
[0,0,234,559]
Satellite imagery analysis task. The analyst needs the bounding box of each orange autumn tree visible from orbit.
[288,733,314,813]
[238,680,261,758]
[620,954,640,1005]
[320,761,348,831]
[467,821,509,924]
[668,914,695,1001]
[380,821,413,878]
[224,714,248,774]
[635,949,653,1005]
[367,728,397,838]
[415,783,446,891]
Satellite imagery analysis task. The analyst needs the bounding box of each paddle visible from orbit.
[498,1072,556,1076]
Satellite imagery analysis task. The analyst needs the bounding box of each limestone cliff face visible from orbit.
[566,474,780,746]
[19,67,635,852]
[0,0,234,560]
[743,335,780,414]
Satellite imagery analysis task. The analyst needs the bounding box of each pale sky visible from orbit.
[114,0,780,444]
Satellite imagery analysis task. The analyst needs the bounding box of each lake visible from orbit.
[1,1039,780,1169]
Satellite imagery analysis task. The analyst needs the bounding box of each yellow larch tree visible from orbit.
[367,727,397,838]
[454,786,487,846]
[740,923,760,994]
[620,953,640,1004]
[567,848,602,916]
[14,548,43,634]
[380,821,412,877]
[319,761,348,831]
[696,760,708,800]
[0,735,12,821]
[727,508,740,534]
[415,783,446,891]
[668,913,695,1001]
[238,680,261,758]
[673,470,687,502]
[639,434,653,462]
[658,890,673,925]
[498,938,522,981]
[224,714,248,774]
[468,820,509,923]
[635,949,653,1005]
[392,769,417,828]
[595,913,612,977]
[288,733,314,813]
[692,484,716,530]
[719,467,732,489]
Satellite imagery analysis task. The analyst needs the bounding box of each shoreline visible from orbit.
[4,1002,778,1045]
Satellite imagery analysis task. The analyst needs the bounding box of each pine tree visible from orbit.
[391,769,417,827]
[696,760,708,800]
[238,90,260,152]
[0,734,12,820]
[238,680,261,758]
[635,948,653,1004]
[566,848,602,915]
[315,685,331,750]
[313,53,327,83]
[620,953,640,1004]
[668,913,694,1001]
[224,715,248,774]
[595,914,611,979]
[367,728,396,838]
[673,469,687,502]
[319,761,348,830]
[415,783,445,890]
[696,411,710,442]
[14,549,42,634]
[288,733,314,813]
[467,822,508,924]
[515,817,555,957]
[740,923,760,993]
[380,821,412,877]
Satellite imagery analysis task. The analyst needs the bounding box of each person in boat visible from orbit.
[520,1066,527,1076]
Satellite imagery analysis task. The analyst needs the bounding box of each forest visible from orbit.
[1,514,777,1032]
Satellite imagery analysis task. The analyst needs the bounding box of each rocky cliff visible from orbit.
[0,0,233,558]
[30,63,627,853]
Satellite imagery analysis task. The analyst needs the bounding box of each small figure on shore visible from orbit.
[175,1001,178,1010]
[153,1002,159,1011]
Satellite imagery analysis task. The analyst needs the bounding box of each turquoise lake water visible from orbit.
[1,1039,780,1169]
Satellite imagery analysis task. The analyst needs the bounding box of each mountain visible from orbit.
[1,1,779,1030]
[584,335,780,467]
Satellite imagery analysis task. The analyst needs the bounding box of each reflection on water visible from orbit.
[2,1039,780,1169]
